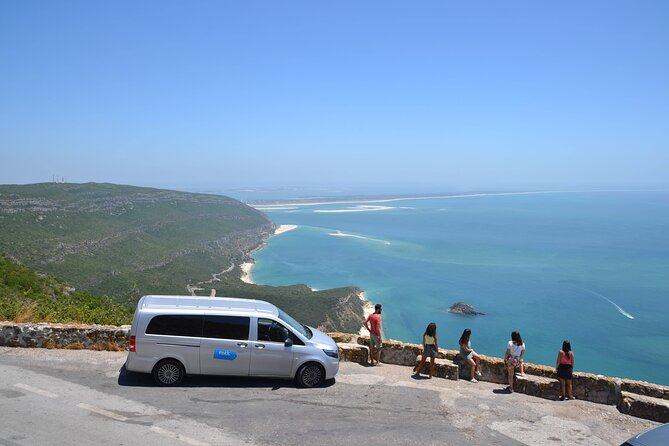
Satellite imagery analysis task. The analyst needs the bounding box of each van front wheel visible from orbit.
[296,363,325,388]
[153,359,185,386]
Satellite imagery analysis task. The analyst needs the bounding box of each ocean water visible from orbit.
[249,191,669,385]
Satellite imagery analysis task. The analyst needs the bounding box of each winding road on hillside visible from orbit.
[0,347,655,446]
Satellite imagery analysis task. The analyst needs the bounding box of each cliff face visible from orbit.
[317,288,367,334]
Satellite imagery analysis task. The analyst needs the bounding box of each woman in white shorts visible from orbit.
[505,331,525,393]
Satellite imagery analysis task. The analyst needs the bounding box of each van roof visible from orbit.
[139,295,278,316]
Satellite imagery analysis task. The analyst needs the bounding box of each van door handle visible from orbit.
[255,344,265,349]
[237,342,248,348]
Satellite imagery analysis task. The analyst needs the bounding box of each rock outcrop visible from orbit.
[448,302,484,315]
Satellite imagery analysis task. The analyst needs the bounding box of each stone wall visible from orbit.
[329,332,669,423]
[0,322,130,351]
[1,322,667,422]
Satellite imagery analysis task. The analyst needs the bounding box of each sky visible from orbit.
[1,1,668,193]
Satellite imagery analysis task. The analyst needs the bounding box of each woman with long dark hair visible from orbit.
[556,340,575,400]
[459,328,482,382]
[505,331,525,392]
[413,322,439,379]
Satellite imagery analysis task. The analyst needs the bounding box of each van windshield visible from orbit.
[278,309,312,339]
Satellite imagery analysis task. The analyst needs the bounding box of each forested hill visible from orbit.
[0,183,366,331]
[0,183,272,301]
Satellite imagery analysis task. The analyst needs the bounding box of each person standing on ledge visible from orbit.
[364,303,383,366]
[556,340,575,401]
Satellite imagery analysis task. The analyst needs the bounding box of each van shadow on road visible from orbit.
[117,366,335,390]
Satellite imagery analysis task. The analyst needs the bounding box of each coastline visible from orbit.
[240,224,298,285]
[249,189,669,210]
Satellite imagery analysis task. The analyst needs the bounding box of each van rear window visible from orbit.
[203,315,250,340]
[146,315,203,337]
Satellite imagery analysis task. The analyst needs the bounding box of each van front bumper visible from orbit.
[324,357,339,380]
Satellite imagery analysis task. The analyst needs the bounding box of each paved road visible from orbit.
[0,347,656,446]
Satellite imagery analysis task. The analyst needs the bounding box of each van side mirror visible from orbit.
[284,337,293,347]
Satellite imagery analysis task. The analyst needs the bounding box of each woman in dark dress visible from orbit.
[556,340,575,401]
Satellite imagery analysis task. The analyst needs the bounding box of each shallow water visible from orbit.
[251,191,669,384]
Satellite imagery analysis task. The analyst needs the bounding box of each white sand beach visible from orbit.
[239,225,298,284]
[240,261,255,284]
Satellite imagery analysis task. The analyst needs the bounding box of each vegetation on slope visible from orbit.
[0,183,271,300]
[0,257,133,325]
[0,183,365,330]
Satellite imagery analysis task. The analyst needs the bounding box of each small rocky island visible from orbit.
[448,302,484,316]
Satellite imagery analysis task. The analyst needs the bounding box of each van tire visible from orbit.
[296,362,325,388]
[153,359,185,386]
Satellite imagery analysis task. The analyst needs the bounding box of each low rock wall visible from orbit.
[0,321,130,351]
[2,323,666,422]
[328,332,669,423]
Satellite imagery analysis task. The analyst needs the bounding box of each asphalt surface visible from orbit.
[0,347,657,446]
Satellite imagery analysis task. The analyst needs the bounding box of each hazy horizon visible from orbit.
[1,2,668,190]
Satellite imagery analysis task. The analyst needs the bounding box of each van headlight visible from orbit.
[323,349,339,359]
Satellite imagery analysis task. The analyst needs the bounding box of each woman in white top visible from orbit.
[504,331,525,393]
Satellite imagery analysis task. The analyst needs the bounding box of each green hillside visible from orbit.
[0,256,133,325]
[0,183,271,299]
[0,183,365,331]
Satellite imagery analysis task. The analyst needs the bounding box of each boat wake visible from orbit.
[561,281,635,320]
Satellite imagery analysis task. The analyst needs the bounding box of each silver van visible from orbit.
[125,295,339,387]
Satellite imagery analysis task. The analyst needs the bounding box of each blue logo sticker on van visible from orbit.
[213,349,237,360]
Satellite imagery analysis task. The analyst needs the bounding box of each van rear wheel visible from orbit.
[296,363,325,388]
[153,359,185,386]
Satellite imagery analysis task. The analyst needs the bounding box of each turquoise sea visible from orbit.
[248,191,669,385]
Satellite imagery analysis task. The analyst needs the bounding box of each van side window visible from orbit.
[257,318,304,345]
[203,315,250,340]
[146,315,203,337]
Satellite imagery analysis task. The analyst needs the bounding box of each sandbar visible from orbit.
[314,205,393,213]
[274,224,298,235]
